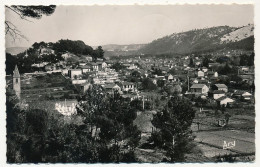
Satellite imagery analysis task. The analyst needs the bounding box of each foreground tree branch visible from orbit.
[5,5,56,41]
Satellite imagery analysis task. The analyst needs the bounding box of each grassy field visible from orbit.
[133,106,255,162]
[195,130,255,156]
[193,105,255,160]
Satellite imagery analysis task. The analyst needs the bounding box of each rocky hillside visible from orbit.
[220,24,254,43]
[139,24,254,55]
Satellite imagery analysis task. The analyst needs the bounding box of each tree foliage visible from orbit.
[239,53,254,66]
[218,63,235,75]
[151,96,196,162]
[189,58,194,67]
[202,57,210,68]
[111,62,126,72]
[5,5,56,40]
[7,85,141,163]
[141,78,157,91]
[53,39,94,55]
[92,46,105,61]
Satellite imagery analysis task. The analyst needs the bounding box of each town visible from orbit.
[5,4,255,164]
[6,40,255,162]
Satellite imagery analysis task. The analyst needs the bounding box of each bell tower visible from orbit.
[13,65,21,99]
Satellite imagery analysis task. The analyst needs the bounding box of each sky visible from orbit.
[5,4,254,48]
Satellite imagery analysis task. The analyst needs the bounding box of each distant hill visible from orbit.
[6,47,28,55]
[99,44,146,57]
[139,24,254,55]
[101,44,146,51]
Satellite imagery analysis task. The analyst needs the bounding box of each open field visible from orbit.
[194,130,255,156]
[134,107,255,161]
[193,107,255,159]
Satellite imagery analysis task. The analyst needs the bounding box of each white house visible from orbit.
[69,69,82,79]
[213,90,225,100]
[101,62,107,69]
[72,79,87,85]
[80,65,92,73]
[216,96,234,107]
[166,74,174,81]
[192,78,199,84]
[103,83,121,94]
[242,91,253,101]
[202,67,208,73]
[241,66,249,73]
[213,84,228,92]
[214,72,218,77]
[80,82,91,93]
[91,63,99,71]
[120,82,135,92]
[40,48,55,55]
[62,69,69,76]
[198,71,205,77]
[190,84,209,94]
[85,55,93,62]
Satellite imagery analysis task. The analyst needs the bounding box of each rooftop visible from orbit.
[215,84,228,88]
[190,84,207,89]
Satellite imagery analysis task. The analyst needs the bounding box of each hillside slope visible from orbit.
[139,25,254,55]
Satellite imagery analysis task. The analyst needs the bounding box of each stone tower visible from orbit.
[13,65,21,99]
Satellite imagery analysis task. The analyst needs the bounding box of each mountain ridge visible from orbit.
[6,24,254,57]
[138,24,254,55]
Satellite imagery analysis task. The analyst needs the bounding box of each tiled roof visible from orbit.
[190,84,206,89]
[103,84,118,89]
[215,84,227,88]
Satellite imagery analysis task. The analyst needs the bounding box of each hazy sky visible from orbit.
[5,4,254,48]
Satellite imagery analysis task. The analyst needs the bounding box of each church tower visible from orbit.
[13,65,21,99]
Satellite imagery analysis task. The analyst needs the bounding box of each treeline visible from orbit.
[34,39,105,60]
[6,39,105,74]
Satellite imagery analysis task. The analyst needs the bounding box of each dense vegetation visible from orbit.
[7,85,141,163]
[6,39,105,74]
[149,96,196,162]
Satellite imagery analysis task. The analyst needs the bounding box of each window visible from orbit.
[16,78,18,83]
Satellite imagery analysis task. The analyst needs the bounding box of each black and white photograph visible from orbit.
[2,0,258,164]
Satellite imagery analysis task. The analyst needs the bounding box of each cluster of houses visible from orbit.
[188,72,253,107]
[9,46,255,115]
[108,54,254,107]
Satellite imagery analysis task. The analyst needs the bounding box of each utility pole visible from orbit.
[143,95,145,111]
[187,76,190,92]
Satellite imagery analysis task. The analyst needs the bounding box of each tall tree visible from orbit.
[202,57,209,68]
[248,52,255,66]
[189,58,194,67]
[92,46,105,61]
[157,79,165,90]
[142,78,157,91]
[77,85,141,161]
[151,96,196,162]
